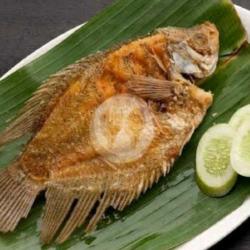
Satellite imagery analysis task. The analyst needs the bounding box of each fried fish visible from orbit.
[0,22,218,244]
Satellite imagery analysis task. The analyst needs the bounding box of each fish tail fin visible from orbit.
[126,76,184,101]
[0,164,42,232]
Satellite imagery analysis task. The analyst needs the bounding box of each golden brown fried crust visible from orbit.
[20,29,214,184]
[0,22,217,243]
[19,33,172,180]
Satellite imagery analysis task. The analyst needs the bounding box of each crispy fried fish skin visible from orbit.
[0,22,217,244]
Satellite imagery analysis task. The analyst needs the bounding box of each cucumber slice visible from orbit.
[196,124,237,197]
[231,120,250,177]
[229,104,250,130]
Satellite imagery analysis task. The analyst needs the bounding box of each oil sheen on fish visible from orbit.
[0,22,218,244]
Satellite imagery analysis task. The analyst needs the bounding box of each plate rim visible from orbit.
[1,5,250,250]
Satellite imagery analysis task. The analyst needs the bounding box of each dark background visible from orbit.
[0,0,249,249]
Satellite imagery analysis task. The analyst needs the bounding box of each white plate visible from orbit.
[1,5,250,250]
[179,5,250,250]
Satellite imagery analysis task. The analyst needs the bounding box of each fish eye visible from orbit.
[193,33,208,46]
[189,32,210,55]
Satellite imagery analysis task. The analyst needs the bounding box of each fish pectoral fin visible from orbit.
[0,52,104,147]
[126,76,183,101]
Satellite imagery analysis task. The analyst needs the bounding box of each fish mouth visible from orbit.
[169,41,218,79]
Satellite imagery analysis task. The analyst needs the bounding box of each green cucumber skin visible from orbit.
[196,172,238,198]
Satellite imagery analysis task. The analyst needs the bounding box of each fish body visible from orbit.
[0,22,218,244]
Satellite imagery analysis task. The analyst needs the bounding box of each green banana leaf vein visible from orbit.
[0,0,250,249]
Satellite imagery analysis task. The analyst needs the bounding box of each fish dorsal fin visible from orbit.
[0,52,104,147]
[126,76,185,101]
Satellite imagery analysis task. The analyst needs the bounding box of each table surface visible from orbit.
[0,0,250,249]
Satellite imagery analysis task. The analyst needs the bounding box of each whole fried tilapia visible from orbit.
[0,22,218,244]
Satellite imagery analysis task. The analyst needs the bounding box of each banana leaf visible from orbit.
[0,0,249,249]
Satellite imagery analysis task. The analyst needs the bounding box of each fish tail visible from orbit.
[0,164,42,232]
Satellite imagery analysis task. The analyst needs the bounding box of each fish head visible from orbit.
[159,22,219,78]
